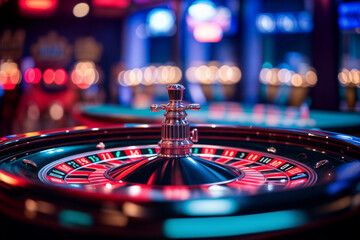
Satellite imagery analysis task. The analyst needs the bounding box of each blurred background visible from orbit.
[0,0,360,137]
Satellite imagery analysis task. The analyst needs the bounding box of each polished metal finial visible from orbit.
[150,84,201,157]
[106,84,241,186]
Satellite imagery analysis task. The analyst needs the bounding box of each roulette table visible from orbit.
[73,102,360,135]
[1,84,360,239]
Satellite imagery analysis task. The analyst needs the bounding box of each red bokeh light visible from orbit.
[24,68,41,84]
[92,0,130,8]
[0,80,16,90]
[19,0,58,16]
[71,70,91,89]
[42,69,67,85]
[54,69,67,85]
[43,68,55,84]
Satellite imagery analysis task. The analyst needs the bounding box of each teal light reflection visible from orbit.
[182,199,237,216]
[163,210,307,238]
[58,210,93,227]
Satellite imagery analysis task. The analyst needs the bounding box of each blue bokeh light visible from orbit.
[256,11,313,34]
[298,11,313,32]
[188,0,217,21]
[277,14,298,33]
[0,84,4,98]
[339,2,360,15]
[147,8,176,36]
[256,13,276,33]
[338,2,360,29]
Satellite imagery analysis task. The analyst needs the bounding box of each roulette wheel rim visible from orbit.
[1,85,360,239]
[1,125,360,239]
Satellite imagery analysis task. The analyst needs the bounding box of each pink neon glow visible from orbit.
[19,0,58,11]
[24,68,41,83]
[43,68,55,84]
[92,0,130,8]
[193,23,223,42]
[54,69,67,85]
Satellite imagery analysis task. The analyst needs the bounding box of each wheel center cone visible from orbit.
[106,155,243,186]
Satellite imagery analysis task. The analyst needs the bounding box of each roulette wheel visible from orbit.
[1,84,360,239]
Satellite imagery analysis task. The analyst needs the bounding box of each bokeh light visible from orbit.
[338,68,360,87]
[188,0,217,21]
[256,12,312,34]
[298,11,313,32]
[291,74,303,87]
[0,61,22,90]
[73,2,90,18]
[256,14,276,33]
[305,70,317,86]
[118,65,182,87]
[147,8,175,36]
[71,61,99,89]
[92,0,130,8]
[49,102,64,120]
[43,68,55,84]
[19,0,58,12]
[27,103,40,120]
[277,14,297,32]
[54,69,67,85]
[193,23,223,43]
[186,63,241,85]
[213,6,232,31]
[278,68,292,84]
[338,2,360,29]
[186,1,231,43]
[259,64,317,87]
[24,68,41,84]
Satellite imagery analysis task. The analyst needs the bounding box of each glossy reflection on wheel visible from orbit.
[105,155,243,186]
